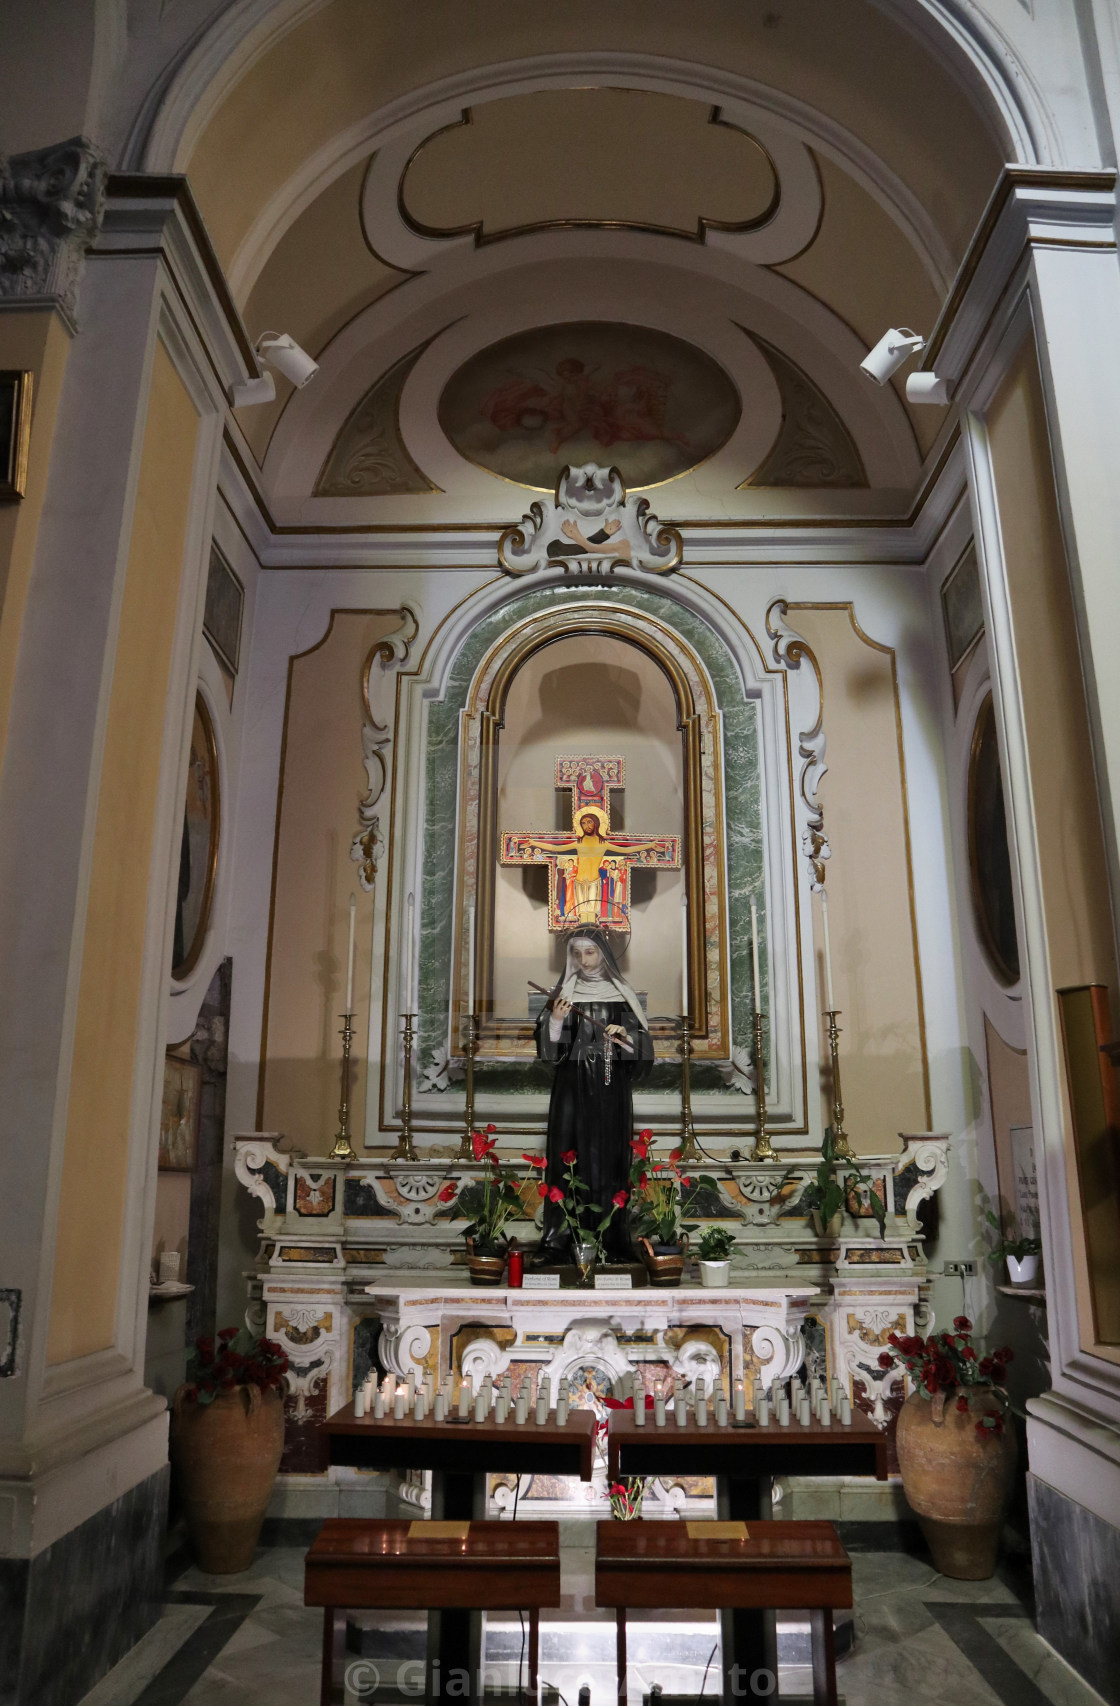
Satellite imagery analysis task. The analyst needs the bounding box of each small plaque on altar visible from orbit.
[687,1521,750,1541]
[594,1273,633,1290]
[411,1521,470,1540]
[523,1273,561,1290]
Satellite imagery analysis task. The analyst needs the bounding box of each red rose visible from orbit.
[548,1185,564,1203]
[437,1182,457,1203]
[522,1154,547,1169]
[956,1396,970,1413]
[561,1149,577,1165]
[612,1191,629,1208]
[953,1315,972,1332]
[878,1352,893,1370]
[218,1326,238,1342]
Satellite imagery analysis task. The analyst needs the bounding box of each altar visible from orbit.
[235,1133,949,1512]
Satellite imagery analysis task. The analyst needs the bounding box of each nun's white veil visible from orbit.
[551,930,648,1031]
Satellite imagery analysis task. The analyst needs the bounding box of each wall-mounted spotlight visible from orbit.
[859,327,925,386]
[229,331,320,408]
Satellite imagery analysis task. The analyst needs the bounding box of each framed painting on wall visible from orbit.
[173,693,220,980]
[967,692,1020,985]
[159,1053,200,1172]
[203,543,244,677]
[941,542,984,670]
[0,370,33,500]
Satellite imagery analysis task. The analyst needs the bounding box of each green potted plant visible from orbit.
[984,1208,1042,1286]
[170,1328,290,1573]
[628,1130,718,1286]
[442,1127,542,1284]
[881,1317,1017,1579]
[797,1129,886,1239]
[544,1148,628,1284]
[697,1225,737,1287]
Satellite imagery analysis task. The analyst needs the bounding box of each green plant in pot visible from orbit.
[628,1130,718,1285]
[445,1127,544,1283]
[697,1224,737,1288]
[797,1129,886,1239]
[170,1328,290,1573]
[984,1208,1042,1287]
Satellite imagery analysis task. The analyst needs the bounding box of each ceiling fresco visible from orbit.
[436,320,742,490]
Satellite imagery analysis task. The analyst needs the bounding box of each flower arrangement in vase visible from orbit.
[880,1316,1017,1579]
[170,1328,290,1573]
[628,1129,718,1285]
[442,1127,544,1284]
[543,1149,628,1284]
[608,1476,648,1520]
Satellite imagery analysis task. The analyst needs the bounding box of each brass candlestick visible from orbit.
[458,1010,477,1161]
[751,1010,774,1161]
[329,1012,357,1161]
[824,1009,854,1160]
[390,1012,418,1161]
[678,1013,700,1163]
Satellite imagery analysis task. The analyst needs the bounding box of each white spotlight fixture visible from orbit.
[905,371,952,406]
[256,331,319,389]
[859,327,926,386]
[230,331,320,408]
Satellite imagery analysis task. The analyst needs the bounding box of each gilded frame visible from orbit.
[454,605,728,1057]
[172,692,221,981]
[0,370,33,500]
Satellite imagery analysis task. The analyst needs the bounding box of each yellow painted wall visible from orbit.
[48,341,200,1365]
[260,611,402,1149]
[0,309,72,766]
[788,604,929,1152]
[986,338,1119,1359]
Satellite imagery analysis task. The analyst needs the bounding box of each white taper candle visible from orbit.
[345,892,356,1012]
[681,890,689,1016]
[405,891,415,1010]
[820,887,836,1010]
[467,904,476,1017]
[750,897,761,1014]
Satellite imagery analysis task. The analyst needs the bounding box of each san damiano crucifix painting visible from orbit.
[499,755,681,931]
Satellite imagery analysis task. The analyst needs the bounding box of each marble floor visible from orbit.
[75,1520,1108,1706]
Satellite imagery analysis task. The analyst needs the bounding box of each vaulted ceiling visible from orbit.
[178,0,1007,524]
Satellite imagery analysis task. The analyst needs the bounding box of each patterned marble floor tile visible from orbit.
[76,1606,213,1706]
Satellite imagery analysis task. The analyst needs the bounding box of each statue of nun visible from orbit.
[532,928,654,1264]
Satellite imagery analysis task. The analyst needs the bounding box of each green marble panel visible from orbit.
[417,583,765,1095]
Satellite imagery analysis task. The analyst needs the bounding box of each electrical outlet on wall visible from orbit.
[944,1260,977,1277]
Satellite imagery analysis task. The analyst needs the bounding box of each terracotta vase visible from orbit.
[895,1387,1017,1578]
[466,1239,506,1285]
[170,1384,285,1573]
[640,1238,684,1287]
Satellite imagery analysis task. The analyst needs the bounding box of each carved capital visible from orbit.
[0,137,107,320]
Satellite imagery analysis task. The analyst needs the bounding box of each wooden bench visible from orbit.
[595,1518,852,1706]
[305,1518,561,1706]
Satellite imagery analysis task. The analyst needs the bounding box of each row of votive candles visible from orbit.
[352,1368,851,1428]
[353,1369,585,1426]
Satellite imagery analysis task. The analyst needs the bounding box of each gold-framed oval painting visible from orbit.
[172,693,220,980]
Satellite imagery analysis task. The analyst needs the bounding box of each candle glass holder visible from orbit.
[751,1009,774,1161]
[329,1012,357,1161]
[677,1013,700,1163]
[390,1012,418,1161]
[824,1009,854,1161]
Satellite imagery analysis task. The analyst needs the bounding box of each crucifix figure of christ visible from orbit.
[499,755,682,930]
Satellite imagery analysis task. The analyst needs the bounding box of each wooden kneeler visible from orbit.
[305,1518,562,1706]
[595,1518,852,1706]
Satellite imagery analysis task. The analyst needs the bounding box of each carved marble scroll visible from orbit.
[350,607,418,890]
[498,463,682,578]
[767,599,830,890]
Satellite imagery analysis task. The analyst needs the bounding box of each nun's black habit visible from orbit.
[533,929,654,1262]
